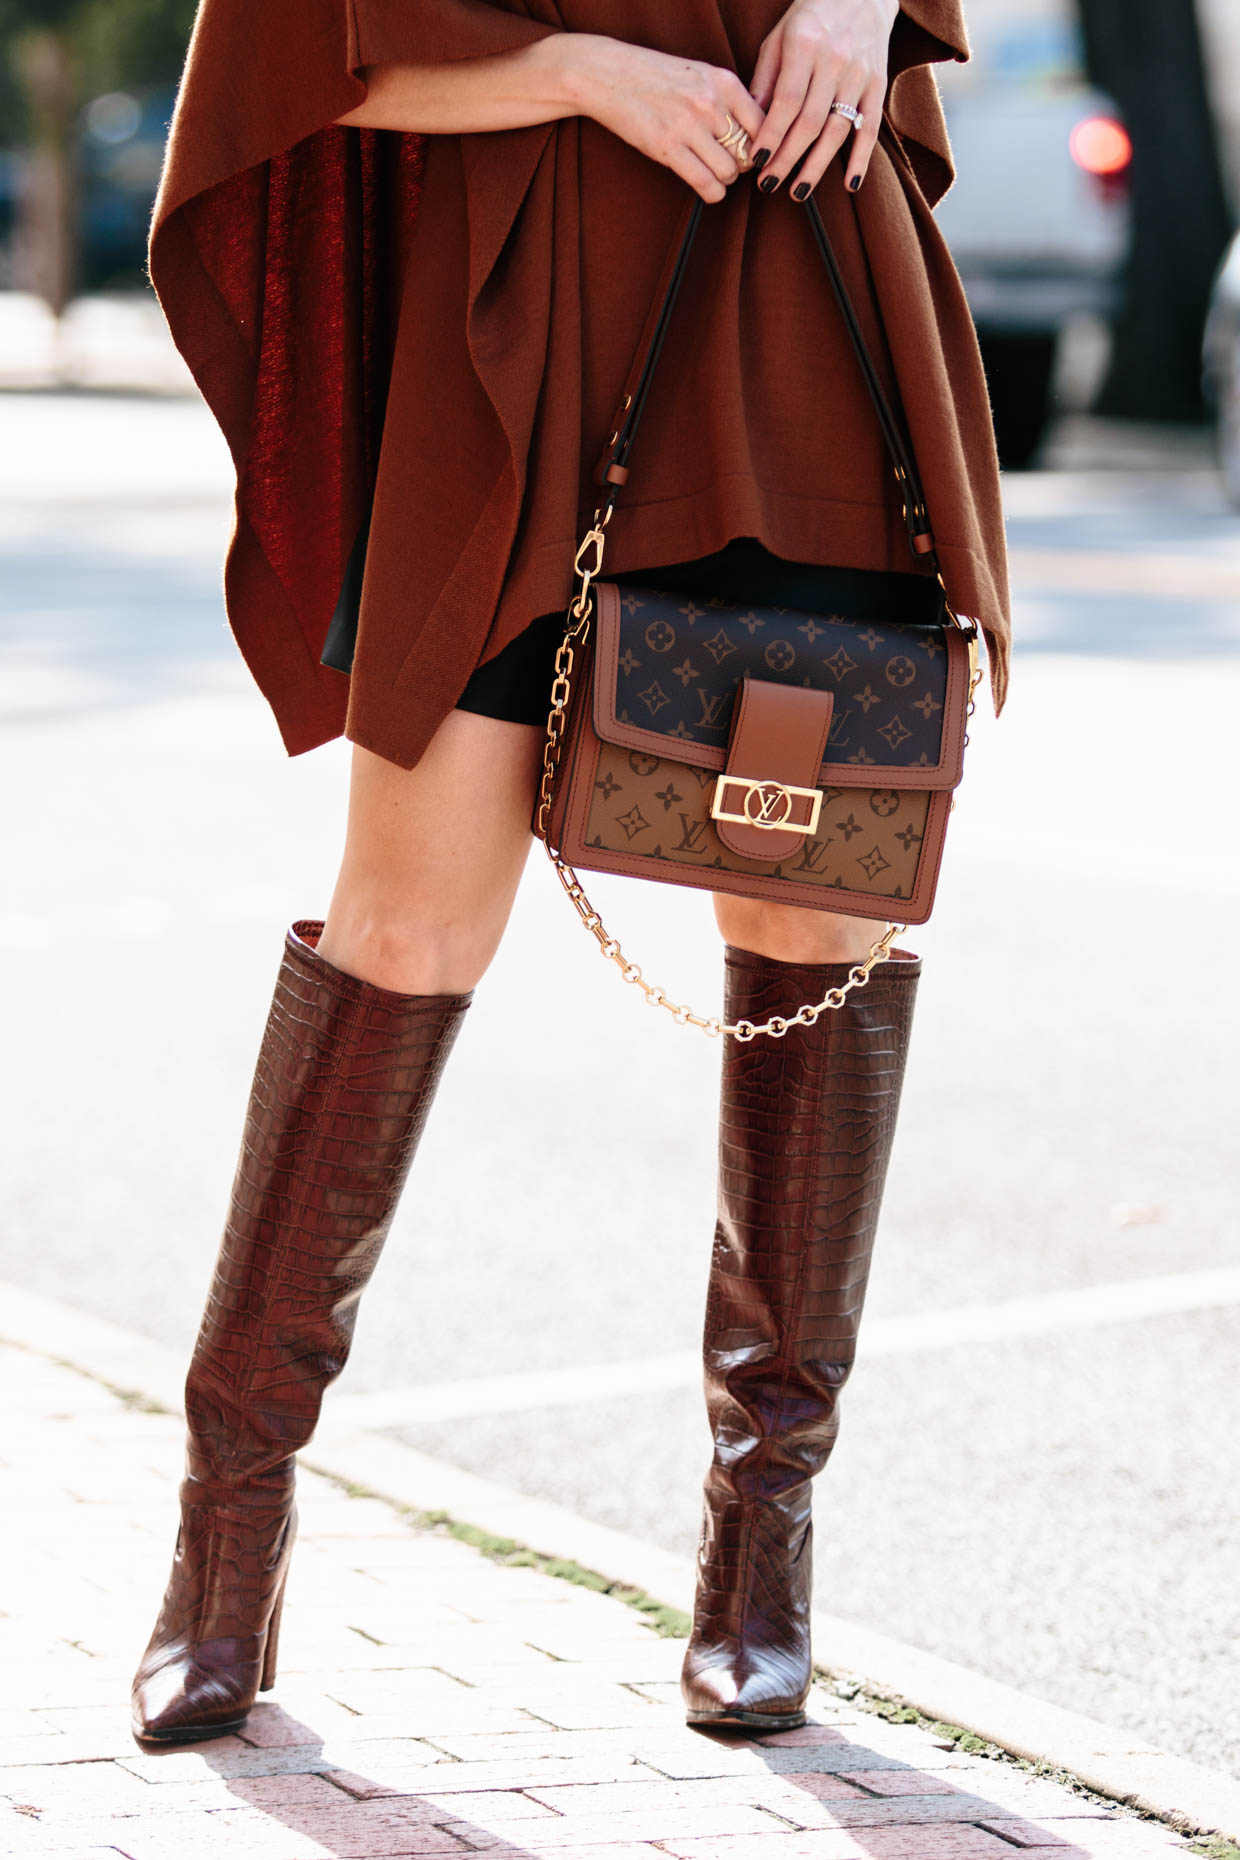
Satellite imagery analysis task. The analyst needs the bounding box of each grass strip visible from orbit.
[340,1485,693,1639]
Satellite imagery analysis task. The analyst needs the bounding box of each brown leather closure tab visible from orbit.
[711,677,834,862]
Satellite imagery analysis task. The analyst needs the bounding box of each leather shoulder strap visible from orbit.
[594,193,937,565]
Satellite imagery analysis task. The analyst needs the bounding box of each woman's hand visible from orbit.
[749,0,898,198]
[572,38,765,204]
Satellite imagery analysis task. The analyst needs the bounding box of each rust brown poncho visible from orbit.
[151,0,1009,770]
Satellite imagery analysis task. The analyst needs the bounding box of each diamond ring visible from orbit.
[830,100,864,130]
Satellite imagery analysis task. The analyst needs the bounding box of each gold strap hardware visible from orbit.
[710,775,823,837]
[570,505,612,620]
[535,516,905,1043]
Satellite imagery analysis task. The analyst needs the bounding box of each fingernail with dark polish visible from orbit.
[752,148,772,171]
[848,174,862,192]
[792,181,810,201]
[758,173,780,194]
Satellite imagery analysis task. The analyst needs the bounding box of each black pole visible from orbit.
[1077,0,1233,420]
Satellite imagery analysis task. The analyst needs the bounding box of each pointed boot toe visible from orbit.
[681,1491,813,1732]
[131,1641,258,1746]
[130,1493,293,1749]
[681,1643,809,1732]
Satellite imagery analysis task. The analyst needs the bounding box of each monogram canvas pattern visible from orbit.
[607,586,950,771]
[584,746,933,904]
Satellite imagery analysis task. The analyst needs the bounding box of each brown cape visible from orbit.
[151,0,1009,768]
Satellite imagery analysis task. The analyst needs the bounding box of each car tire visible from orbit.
[977,330,1058,471]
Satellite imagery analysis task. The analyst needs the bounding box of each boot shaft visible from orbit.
[707,945,922,1502]
[683,944,921,1729]
[185,921,471,1487]
[135,921,469,1748]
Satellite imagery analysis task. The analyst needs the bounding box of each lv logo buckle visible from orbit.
[710,775,823,836]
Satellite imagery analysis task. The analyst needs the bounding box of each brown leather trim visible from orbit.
[590,581,969,792]
[713,678,834,861]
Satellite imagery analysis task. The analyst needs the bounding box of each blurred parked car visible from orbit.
[1203,233,1240,509]
[935,14,1132,469]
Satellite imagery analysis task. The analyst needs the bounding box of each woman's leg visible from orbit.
[320,711,547,993]
[683,896,920,1729]
[133,712,543,1748]
[712,895,879,966]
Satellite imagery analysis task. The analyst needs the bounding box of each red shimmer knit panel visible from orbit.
[182,126,426,665]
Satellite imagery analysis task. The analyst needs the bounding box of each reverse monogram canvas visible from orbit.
[584,749,934,903]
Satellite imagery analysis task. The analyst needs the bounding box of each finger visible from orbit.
[790,125,849,197]
[749,31,782,115]
[841,76,885,190]
[762,57,840,193]
[753,42,815,188]
[723,72,766,149]
[706,75,763,172]
[674,146,730,204]
[694,127,742,188]
[789,68,866,199]
[791,112,855,198]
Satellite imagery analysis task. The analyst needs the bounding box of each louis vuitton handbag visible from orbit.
[535,195,982,1043]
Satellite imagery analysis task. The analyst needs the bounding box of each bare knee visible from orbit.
[317,715,543,996]
[318,900,502,996]
[713,894,886,967]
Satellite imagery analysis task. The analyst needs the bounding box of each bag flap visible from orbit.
[712,677,834,861]
[591,581,969,790]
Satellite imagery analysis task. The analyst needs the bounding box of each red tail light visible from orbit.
[1070,115,1132,202]
[1070,116,1132,176]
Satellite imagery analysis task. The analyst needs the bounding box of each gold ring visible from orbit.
[716,113,752,167]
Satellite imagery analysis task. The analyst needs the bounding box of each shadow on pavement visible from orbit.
[129,1699,1106,1857]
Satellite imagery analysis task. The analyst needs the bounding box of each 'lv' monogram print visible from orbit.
[696,688,731,728]
[794,838,835,874]
[612,585,950,771]
[675,815,711,855]
[584,747,931,903]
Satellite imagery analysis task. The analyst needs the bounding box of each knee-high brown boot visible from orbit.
[131,921,470,1747]
[681,943,920,1731]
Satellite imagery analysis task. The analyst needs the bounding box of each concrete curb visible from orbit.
[3,1279,1238,1843]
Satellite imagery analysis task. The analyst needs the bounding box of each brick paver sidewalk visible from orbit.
[0,1344,1199,1860]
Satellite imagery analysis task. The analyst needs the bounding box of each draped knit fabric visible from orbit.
[149,0,1009,771]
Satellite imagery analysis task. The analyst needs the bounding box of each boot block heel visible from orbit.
[260,1569,288,1693]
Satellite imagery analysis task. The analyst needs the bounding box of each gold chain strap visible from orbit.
[532,508,976,1043]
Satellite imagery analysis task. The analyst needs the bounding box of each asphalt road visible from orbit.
[2,390,1237,1778]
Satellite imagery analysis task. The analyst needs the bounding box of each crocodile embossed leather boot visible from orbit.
[132,920,470,1748]
[682,943,920,1731]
